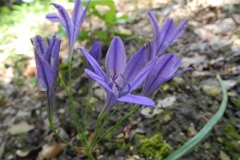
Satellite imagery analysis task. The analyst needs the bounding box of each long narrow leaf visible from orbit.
[164,74,228,160]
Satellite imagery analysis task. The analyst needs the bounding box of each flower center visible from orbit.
[111,74,126,91]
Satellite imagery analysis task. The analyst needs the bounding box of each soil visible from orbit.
[0,0,240,160]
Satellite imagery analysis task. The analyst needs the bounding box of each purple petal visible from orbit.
[171,19,187,43]
[165,67,193,82]
[148,11,160,44]
[123,44,146,82]
[117,94,155,107]
[79,48,108,82]
[146,40,156,63]
[72,0,83,26]
[171,57,182,74]
[131,58,157,91]
[33,35,47,56]
[87,41,102,71]
[46,13,61,23]
[89,41,102,63]
[43,36,56,64]
[50,37,61,80]
[51,3,74,50]
[85,69,112,92]
[142,54,176,96]
[105,36,126,77]
[34,52,54,91]
[156,18,174,56]
[72,0,90,43]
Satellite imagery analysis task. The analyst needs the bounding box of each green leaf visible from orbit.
[164,75,228,160]
[86,0,116,25]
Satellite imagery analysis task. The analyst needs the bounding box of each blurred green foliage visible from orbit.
[79,0,133,45]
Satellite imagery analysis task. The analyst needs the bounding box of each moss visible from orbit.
[136,132,171,160]
[222,124,240,159]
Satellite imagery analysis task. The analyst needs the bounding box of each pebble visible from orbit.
[220,150,230,160]
[117,133,124,139]
[187,123,198,137]
[202,85,221,97]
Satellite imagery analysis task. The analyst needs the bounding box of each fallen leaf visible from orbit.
[8,121,34,135]
[36,141,67,160]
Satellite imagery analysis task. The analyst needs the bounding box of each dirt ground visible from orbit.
[0,0,240,159]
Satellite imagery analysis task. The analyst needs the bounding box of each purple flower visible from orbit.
[79,37,157,117]
[147,11,187,59]
[46,0,89,60]
[33,35,61,121]
[87,41,102,72]
[142,53,193,96]
[142,12,193,97]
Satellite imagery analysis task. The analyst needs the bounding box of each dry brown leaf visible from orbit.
[36,141,67,160]
[87,130,97,146]
[76,147,86,154]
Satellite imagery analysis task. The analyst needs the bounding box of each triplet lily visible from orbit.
[147,11,187,59]
[46,0,89,61]
[33,35,61,122]
[143,12,192,96]
[142,53,193,96]
[79,36,157,118]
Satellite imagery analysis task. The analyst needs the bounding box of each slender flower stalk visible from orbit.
[79,36,157,118]
[32,35,60,122]
[46,0,90,61]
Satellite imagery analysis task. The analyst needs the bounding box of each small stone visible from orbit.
[163,114,172,123]
[187,123,198,137]
[58,109,65,114]
[202,85,221,97]
[217,137,223,143]
[220,150,230,160]
[132,155,140,159]
[204,142,210,149]
[115,149,125,157]
[173,77,185,86]
[180,132,185,136]
[117,133,124,139]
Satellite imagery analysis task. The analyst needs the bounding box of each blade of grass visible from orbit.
[164,74,228,160]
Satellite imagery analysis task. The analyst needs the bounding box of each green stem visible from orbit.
[89,117,101,149]
[97,105,139,143]
[99,104,120,135]
[84,89,92,134]
[86,152,94,160]
[58,73,86,146]
[68,61,73,98]
[49,119,75,149]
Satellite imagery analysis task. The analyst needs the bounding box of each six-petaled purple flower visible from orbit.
[79,36,157,118]
[33,35,61,121]
[46,0,89,61]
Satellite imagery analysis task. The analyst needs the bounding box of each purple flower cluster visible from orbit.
[32,0,192,119]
